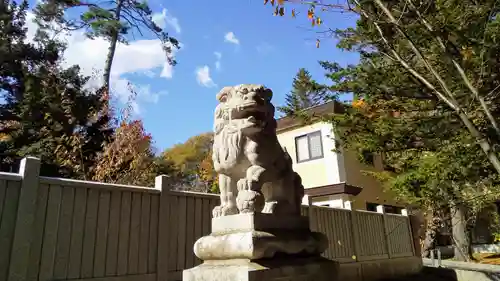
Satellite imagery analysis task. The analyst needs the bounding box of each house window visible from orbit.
[361,150,374,166]
[366,202,404,214]
[384,205,403,214]
[295,131,324,163]
[366,202,378,212]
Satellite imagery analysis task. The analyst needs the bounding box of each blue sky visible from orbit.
[27,0,360,152]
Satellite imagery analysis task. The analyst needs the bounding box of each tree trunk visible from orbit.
[422,214,440,258]
[365,0,500,176]
[404,0,500,138]
[103,0,124,91]
[451,204,472,261]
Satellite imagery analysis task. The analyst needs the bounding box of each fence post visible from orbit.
[377,205,392,259]
[349,210,361,262]
[305,194,312,221]
[156,175,171,281]
[409,214,422,257]
[8,157,41,281]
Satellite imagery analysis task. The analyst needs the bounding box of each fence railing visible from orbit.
[0,157,417,281]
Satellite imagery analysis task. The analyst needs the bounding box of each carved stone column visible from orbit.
[182,84,339,281]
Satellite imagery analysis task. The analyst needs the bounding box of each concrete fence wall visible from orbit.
[0,157,421,281]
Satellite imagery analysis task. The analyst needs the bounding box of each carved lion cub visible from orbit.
[211,84,304,217]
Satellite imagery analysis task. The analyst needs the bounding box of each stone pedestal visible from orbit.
[183,257,338,281]
[183,213,339,281]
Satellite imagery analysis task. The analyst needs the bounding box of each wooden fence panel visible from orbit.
[31,177,161,281]
[300,206,309,216]
[385,214,414,258]
[354,211,389,261]
[0,179,21,281]
[27,183,49,281]
[39,184,63,281]
[185,196,195,269]
[105,190,122,277]
[308,206,356,263]
[306,206,398,263]
[53,185,75,279]
[117,191,132,276]
[166,191,219,279]
[0,158,418,281]
[148,194,159,274]
[167,194,179,273]
[328,208,356,262]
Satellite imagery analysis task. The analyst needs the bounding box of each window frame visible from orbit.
[294,130,324,163]
[361,149,375,166]
[366,202,378,212]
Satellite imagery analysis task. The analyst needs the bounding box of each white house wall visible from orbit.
[276,121,345,189]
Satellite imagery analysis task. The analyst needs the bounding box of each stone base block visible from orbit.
[211,213,309,234]
[183,257,339,281]
[194,230,327,260]
[194,213,327,261]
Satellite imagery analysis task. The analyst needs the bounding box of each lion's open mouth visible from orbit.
[232,102,266,123]
[247,115,257,123]
[238,110,266,124]
[236,102,263,112]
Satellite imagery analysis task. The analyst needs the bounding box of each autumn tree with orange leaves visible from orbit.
[92,84,175,186]
[162,132,218,193]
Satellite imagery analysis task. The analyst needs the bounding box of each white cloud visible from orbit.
[195,66,216,88]
[111,79,167,114]
[160,62,174,79]
[141,70,156,78]
[25,12,178,115]
[152,8,181,34]
[214,51,222,70]
[224,32,240,45]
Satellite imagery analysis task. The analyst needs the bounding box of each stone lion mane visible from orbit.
[212,88,242,172]
[211,84,304,216]
[212,118,242,172]
[212,85,272,173]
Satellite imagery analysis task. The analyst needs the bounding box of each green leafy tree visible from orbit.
[265,0,500,177]
[278,68,325,116]
[265,0,500,260]
[34,0,180,92]
[0,0,113,178]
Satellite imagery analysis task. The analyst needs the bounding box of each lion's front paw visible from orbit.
[236,190,264,213]
[237,177,262,192]
[212,205,223,218]
[213,205,238,217]
[220,205,238,216]
[262,201,277,213]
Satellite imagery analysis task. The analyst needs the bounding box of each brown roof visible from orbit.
[276,101,346,133]
[304,182,363,197]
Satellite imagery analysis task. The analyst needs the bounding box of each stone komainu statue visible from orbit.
[211,84,305,217]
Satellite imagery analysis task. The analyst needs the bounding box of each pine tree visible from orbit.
[34,0,179,96]
[0,0,113,177]
[308,0,500,260]
[278,68,325,116]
